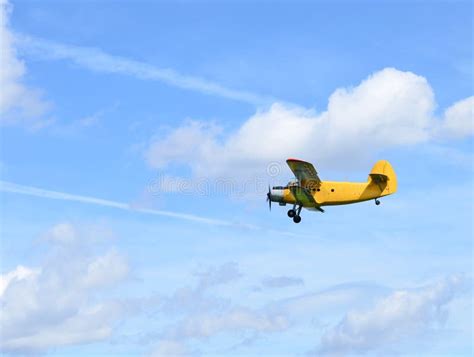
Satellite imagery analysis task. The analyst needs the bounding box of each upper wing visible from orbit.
[286,158,321,189]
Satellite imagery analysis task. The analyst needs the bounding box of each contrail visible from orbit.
[0,181,309,237]
[0,181,234,227]
[15,35,274,106]
[0,180,309,237]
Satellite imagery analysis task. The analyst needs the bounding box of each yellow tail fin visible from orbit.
[368,160,398,196]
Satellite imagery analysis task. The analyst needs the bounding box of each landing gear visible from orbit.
[375,199,380,206]
[291,205,303,223]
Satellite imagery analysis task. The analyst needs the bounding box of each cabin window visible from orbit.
[317,188,320,192]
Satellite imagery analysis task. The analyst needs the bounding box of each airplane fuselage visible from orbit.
[270,179,395,208]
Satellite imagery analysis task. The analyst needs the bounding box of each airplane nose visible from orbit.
[269,188,285,203]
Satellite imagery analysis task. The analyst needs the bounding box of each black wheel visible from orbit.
[375,199,380,206]
[287,209,296,218]
[293,215,301,223]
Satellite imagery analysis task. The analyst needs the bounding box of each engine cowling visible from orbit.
[269,187,285,203]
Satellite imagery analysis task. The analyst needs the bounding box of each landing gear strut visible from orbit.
[375,199,380,206]
[292,205,303,223]
[288,203,298,218]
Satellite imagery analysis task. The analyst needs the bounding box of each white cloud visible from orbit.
[152,262,288,352]
[318,275,468,355]
[160,262,242,316]
[145,121,222,170]
[0,0,50,128]
[2,303,122,352]
[0,223,129,353]
[0,265,39,297]
[82,249,129,289]
[145,68,473,178]
[44,222,78,244]
[438,96,474,139]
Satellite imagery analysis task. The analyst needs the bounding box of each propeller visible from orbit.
[266,185,272,211]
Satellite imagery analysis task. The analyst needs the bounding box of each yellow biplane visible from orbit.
[267,158,397,223]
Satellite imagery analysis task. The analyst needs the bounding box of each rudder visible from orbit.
[368,160,397,196]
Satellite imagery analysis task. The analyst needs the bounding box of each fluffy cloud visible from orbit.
[0,0,50,128]
[151,262,288,354]
[0,265,39,297]
[438,96,474,139]
[318,275,468,355]
[152,272,469,355]
[44,222,78,244]
[146,69,473,177]
[158,263,242,316]
[0,222,129,353]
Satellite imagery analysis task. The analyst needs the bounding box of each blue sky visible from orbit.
[0,0,473,355]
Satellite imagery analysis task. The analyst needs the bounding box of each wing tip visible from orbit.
[286,158,306,163]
